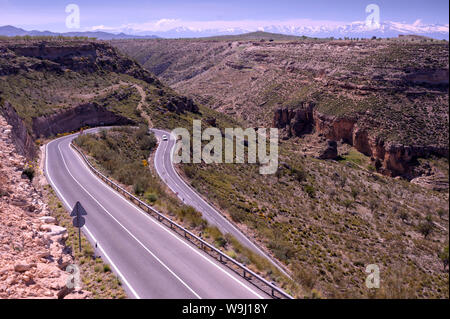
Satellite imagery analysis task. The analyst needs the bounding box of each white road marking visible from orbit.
[73,135,265,299]
[45,139,141,299]
[155,136,223,225]
[56,139,202,299]
[153,129,290,278]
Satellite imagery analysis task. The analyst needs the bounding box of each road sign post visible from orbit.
[71,201,87,253]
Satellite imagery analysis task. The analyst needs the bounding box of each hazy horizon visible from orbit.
[0,0,448,39]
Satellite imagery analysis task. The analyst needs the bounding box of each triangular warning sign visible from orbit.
[70,201,88,217]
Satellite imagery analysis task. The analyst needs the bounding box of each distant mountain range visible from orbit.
[0,25,159,40]
[142,21,449,39]
[1,20,448,40]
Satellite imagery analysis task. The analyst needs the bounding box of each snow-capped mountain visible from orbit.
[2,20,448,40]
[127,20,449,39]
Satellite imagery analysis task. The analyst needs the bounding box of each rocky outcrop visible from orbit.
[0,116,90,299]
[273,105,449,178]
[411,174,449,191]
[165,96,199,114]
[312,111,357,144]
[272,102,315,139]
[314,140,338,160]
[403,69,449,86]
[379,142,448,178]
[1,101,36,159]
[32,103,134,138]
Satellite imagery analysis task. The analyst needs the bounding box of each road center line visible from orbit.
[73,135,265,299]
[57,138,202,299]
[45,138,141,299]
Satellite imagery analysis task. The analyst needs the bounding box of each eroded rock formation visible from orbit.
[31,103,134,138]
[273,105,449,179]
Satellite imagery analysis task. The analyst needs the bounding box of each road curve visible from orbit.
[151,129,290,277]
[44,128,268,299]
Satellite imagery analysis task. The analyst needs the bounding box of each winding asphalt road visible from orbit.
[45,128,268,299]
[151,129,290,277]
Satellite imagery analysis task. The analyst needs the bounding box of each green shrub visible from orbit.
[418,218,434,239]
[268,239,295,263]
[291,166,307,182]
[437,209,446,219]
[303,184,316,198]
[205,226,223,240]
[0,187,8,197]
[133,177,149,195]
[176,205,207,229]
[183,165,196,179]
[215,236,227,248]
[22,165,35,181]
[144,192,158,203]
[229,208,246,223]
[438,245,449,271]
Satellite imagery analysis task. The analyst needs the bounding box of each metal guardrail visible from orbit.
[71,142,294,299]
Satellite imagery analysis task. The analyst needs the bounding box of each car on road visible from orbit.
[162,135,168,141]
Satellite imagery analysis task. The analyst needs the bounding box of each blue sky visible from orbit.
[0,0,448,32]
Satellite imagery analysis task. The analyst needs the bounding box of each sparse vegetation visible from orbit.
[176,135,449,298]
[438,245,449,272]
[1,36,447,300]
[22,163,35,181]
[74,126,294,294]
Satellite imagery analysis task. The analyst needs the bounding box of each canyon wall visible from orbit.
[4,42,159,85]
[1,101,135,160]
[32,103,134,138]
[273,104,449,179]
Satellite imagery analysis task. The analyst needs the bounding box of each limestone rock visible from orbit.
[14,263,36,273]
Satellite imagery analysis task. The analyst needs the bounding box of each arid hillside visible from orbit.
[112,36,449,298]
[113,37,449,182]
[0,36,448,299]
[0,38,203,299]
[0,38,199,160]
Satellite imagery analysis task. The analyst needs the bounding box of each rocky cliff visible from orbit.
[1,41,158,85]
[0,116,89,299]
[273,104,449,179]
[31,103,134,138]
